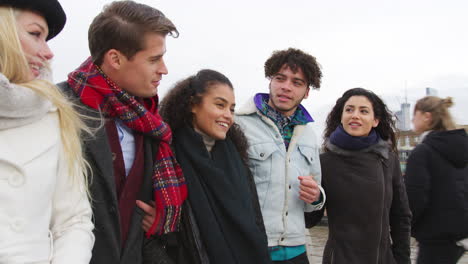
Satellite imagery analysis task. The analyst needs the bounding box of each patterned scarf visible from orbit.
[254,93,313,149]
[67,57,187,236]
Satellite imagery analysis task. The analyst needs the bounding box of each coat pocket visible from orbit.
[298,145,315,164]
[247,142,278,207]
[247,142,277,181]
[294,145,320,180]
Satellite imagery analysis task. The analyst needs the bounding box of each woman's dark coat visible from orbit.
[307,140,412,264]
[405,129,468,243]
[169,126,270,264]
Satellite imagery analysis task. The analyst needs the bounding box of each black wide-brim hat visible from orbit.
[0,0,66,40]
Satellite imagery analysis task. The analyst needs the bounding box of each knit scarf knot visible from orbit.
[68,57,187,236]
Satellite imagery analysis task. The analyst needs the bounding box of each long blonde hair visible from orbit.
[0,7,91,194]
[414,96,456,132]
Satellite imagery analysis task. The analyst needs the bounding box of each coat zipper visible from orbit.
[376,158,386,263]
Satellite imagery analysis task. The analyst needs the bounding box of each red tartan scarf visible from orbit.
[67,57,187,236]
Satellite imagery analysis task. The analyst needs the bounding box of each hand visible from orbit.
[298,175,320,203]
[136,200,156,232]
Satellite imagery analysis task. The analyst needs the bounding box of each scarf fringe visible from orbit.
[146,204,183,236]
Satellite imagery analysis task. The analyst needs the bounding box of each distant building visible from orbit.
[426,87,438,96]
[395,102,411,131]
[397,130,419,174]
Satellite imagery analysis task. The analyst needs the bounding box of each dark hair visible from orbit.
[414,96,456,131]
[160,69,249,161]
[264,48,322,89]
[160,69,232,130]
[88,0,178,66]
[323,88,398,152]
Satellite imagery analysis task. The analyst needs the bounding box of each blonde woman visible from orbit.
[0,0,94,263]
[406,96,468,264]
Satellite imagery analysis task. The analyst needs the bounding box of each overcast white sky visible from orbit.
[49,0,468,137]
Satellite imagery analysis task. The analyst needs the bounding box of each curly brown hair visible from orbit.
[323,88,398,153]
[264,48,322,89]
[159,69,249,161]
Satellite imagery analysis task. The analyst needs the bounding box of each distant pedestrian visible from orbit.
[405,96,468,264]
[307,88,412,264]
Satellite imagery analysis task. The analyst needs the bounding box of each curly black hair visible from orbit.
[159,69,249,161]
[323,88,398,153]
[264,48,322,89]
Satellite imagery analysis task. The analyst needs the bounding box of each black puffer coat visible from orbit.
[405,129,468,242]
[307,140,412,264]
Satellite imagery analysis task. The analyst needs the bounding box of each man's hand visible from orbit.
[136,200,156,232]
[298,175,320,203]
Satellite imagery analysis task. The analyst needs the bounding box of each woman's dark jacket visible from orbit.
[169,126,270,264]
[405,129,468,243]
[307,140,412,264]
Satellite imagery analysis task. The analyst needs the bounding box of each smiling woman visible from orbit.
[307,88,412,264]
[0,0,94,263]
[15,10,54,81]
[156,69,271,263]
[191,82,235,140]
[340,95,379,137]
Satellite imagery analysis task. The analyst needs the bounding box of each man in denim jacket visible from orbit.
[236,48,325,264]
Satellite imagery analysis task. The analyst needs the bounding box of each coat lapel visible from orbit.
[121,137,155,260]
[58,81,118,203]
[82,107,118,204]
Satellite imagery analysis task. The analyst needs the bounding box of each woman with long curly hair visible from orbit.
[0,0,94,263]
[405,96,468,264]
[307,88,411,264]
[140,69,271,263]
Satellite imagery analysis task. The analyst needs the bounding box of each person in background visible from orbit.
[307,88,412,264]
[405,96,468,264]
[0,0,94,263]
[57,1,186,263]
[147,69,270,263]
[235,48,325,264]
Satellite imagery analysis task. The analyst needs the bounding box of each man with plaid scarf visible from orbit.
[58,1,186,263]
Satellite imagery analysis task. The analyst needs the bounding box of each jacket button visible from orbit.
[260,153,265,157]
[289,185,291,190]
[109,206,117,214]
[10,218,25,232]
[9,172,25,187]
[111,152,116,161]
